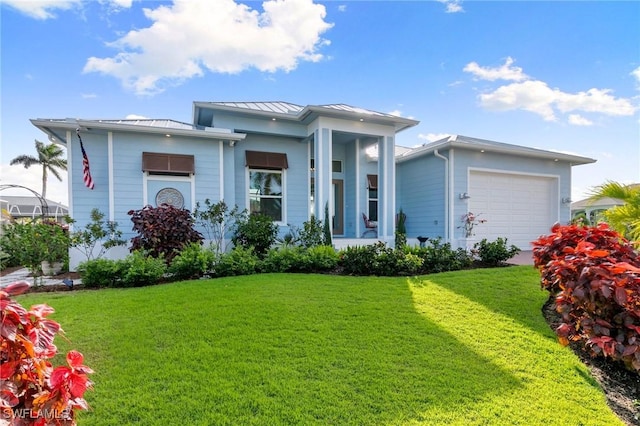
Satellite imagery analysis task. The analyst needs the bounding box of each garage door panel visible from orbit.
[469,171,558,249]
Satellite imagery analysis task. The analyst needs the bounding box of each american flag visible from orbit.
[77,130,95,190]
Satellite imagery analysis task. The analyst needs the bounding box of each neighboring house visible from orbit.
[31,101,595,268]
[570,184,638,224]
[0,195,68,222]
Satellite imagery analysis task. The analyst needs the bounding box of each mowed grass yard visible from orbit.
[18,266,622,425]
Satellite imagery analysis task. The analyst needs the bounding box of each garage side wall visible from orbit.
[396,155,446,240]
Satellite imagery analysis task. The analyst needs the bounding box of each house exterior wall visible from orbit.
[70,131,224,242]
[396,154,446,239]
[231,133,308,235]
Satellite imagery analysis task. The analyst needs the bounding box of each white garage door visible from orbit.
[468,171,558,249]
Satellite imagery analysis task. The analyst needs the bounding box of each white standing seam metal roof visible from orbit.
[208,101,304,115]
[198,101,412,120]
[97,119,199,130]
[30,117,246,144]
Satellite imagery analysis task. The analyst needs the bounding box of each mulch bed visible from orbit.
[543,298,640,426]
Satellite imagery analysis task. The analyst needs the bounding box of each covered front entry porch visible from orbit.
[308,119,397,245]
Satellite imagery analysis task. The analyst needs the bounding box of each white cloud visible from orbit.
[463,57,528,82]
[479,80,558,121]
[2,0,131,20]
[437,0,464,13]
[632,66,640,87]
[387,110,414,119]
[555,88,636,116]
[467,58,637,123]
[81,93,97,99]
[418,133,450,142]
[83,0,333,96]
[567,114,593,126]
[2,0,79,19]
[338,5,347,12]
[0,164,68,205]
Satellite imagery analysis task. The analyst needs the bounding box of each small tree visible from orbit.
[323,202,332,246]
[299,215,325,248]
[395,208,407,249]
[193,199,243,254]
[71,208,126,261]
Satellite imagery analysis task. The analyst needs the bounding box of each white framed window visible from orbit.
[249,168,284,222]
[367,174,378,222]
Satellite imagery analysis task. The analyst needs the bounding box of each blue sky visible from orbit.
[1,0,638,206]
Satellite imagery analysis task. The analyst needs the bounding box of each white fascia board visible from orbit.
[396,139,596,165]
[193,102,298,122]
[30,118,246,141]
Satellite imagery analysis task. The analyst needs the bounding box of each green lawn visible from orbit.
[18,266,621,425]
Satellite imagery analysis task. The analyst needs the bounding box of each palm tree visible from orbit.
[589,181,640,242]
[10,140,67,199]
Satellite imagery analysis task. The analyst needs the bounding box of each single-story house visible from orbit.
[0,195,69,223]
[31,101,595,269]
[570,184,638,224]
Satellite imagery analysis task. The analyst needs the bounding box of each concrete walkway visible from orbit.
[508,250,534,266]
[0,268,79,288]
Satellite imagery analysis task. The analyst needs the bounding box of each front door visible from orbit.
[332,179,344,235]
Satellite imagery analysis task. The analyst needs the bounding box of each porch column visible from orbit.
[313,128,332,228]
[378,135,395,242]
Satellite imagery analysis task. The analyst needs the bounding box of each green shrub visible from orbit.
[473,237,521,266]
[232,213,278,258]
[77,258,122,288]
[323,202,332,246]
[338,242,421,276]
[395,209,407,249]
[407,238,473,273]
[299,215,325,248]
[338,244,378,275]
[0,220,69,274]
[302,245,339,272]
[214,246,260,277]
[168,242,215,280]
[119,250,167,287]
[262,246,305,273]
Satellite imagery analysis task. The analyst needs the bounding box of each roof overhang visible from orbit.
[397,135,596,165]
[193,101,420,134]
[30,118,246,144]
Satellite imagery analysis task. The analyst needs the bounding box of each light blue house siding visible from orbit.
[231,134,308,235]
[396,141,582,249]
[396,154,446,239]
[70,131,223,241]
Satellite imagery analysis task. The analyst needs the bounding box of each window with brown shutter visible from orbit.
[142,152,195,175]
[245,150,288,170]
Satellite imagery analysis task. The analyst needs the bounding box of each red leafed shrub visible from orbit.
[532,223,640,373]
[128,204,203,263]
[1,281,93,424]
